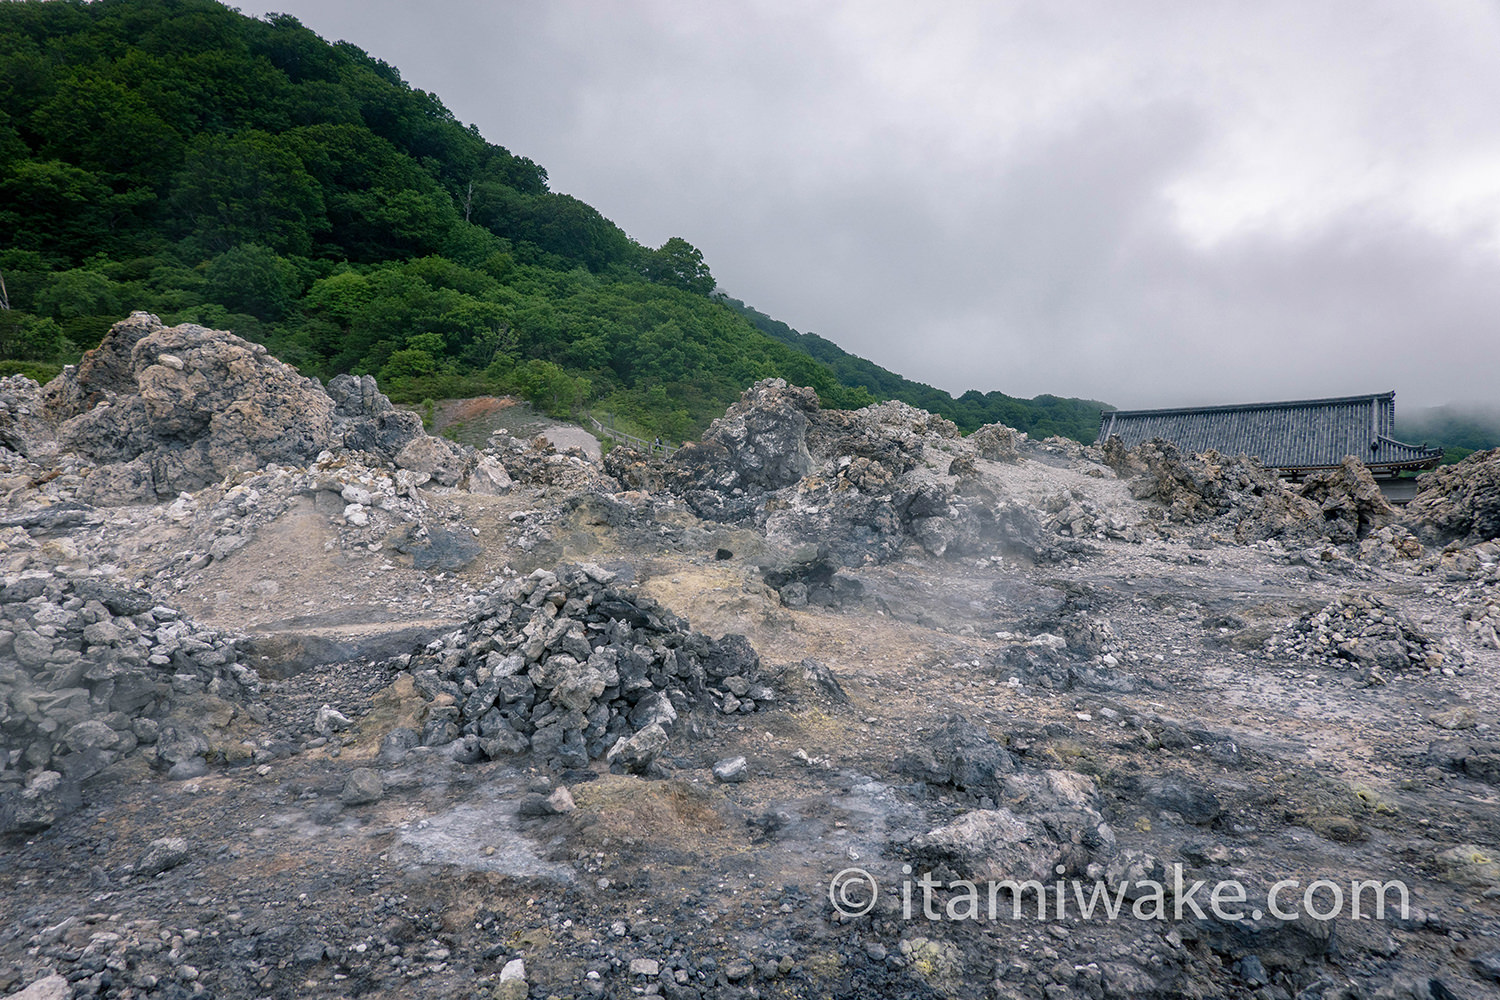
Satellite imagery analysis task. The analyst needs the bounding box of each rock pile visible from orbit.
[1276,593,1462,677]
[486,431,616,494]
[1106,440,1309,535]
[400,564,772,773]
[2,313,470,504]
[1460,584,1500,650]
[1297,457,1395,542]
[1402,447,1500,547]
[1355,524,1425,564]
[664,380,1058,567]
[1038,489,1136,541]
[1108,438,1400,548]
[909,768,1116,881]
[601,445,665,493]
[1,571,263,832]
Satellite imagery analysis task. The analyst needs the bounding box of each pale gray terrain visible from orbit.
[1,315,1497,1000]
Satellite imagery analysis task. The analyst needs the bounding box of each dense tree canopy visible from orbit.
[0,0,1114,441]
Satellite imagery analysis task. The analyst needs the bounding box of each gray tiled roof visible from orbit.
[1097,392,1443,474]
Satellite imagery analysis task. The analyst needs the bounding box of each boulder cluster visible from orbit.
[1279,592,1460,677]
[398,564,773,774]
[1402,447,1500,547]
[662,379,1058,567]
[0,312,470,503]
[1105,439,1398,547]
[898,718,1116,881]
[0,571,262,833]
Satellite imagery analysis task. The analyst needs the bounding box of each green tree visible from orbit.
[645,237,714,295]
[31,74,182,184]
[378,331,446,383]
[0,312,65,361]
[169,130,325,255]
[205,244,300,320]
[34,268,120,320]
[0,160,117,263]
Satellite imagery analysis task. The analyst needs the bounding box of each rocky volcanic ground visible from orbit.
[1,314,1499,1000]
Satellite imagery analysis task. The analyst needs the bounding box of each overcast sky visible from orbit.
[256,0,1500,410]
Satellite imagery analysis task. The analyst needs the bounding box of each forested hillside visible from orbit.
[0,0,1108,440]
[1398,406,1500,465]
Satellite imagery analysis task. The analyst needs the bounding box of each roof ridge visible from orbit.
[1103,391,1396,420]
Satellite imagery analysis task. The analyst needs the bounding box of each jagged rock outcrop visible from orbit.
[1110,437,1400,548]
[0,375,55,459]
[1401,447,1500,546]
[969,421,1023,462]
[7,313,472,502]
[325,373,428,461]
[1297,456,1395,542]
[1123,440,1304,528]
[54,318,339,497]
[664,380,1056,568]
[601,445,665,493]
[667,379,819,496]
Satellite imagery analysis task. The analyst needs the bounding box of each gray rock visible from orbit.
[64,719,120,753]
[481,729,531,759]
[1104,850,1166,901]
[796,657,848,703]
[1401,448,1500,546]
[136,837,190,876]
[2,973,71,1000]
[403,526,482,572]
[912,770,1113,881]
[450,733,485,764]
[325,373,426,461]
[379,727,420,764]
[167,758,209,780]
[0,770,82,835]
[629,691,678,731]
[422,716,460,746]
[395,435,467,487]
[971,422,1022,462]
[496,958,527,1000]
[1236,955,1269,986]
[1143,779,1222,825]
[608,723,670,774]
[519,786,575,816]
[154,724,209,767]
[12,631,52,669]
[24,315,464,502]
[340,768,384,806]
[667,379,818,494]
[315,703,352,735]
[1472,951,1500,983]
[910,808,1052,881]
[898,715,1016,793]
[713,756,748,783]
[467,455,513,495]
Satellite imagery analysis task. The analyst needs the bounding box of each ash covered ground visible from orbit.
[1,314,1498,1000]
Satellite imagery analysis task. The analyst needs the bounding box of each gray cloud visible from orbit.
[258,0,1500,409]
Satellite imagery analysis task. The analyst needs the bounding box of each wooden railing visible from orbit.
[587,413,680,457]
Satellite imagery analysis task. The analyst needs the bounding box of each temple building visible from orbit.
[1097,391,1443,502]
